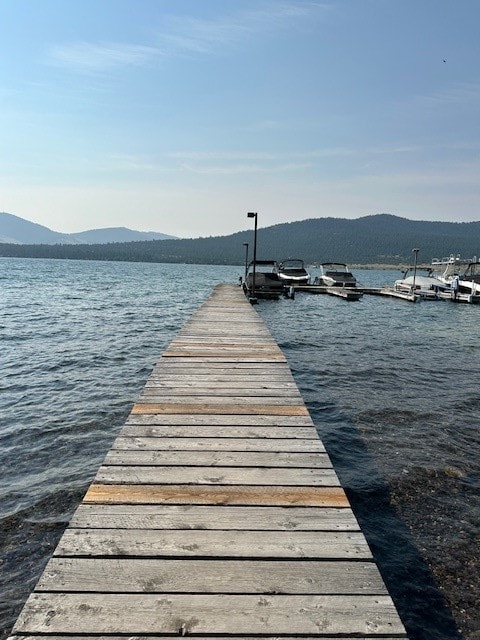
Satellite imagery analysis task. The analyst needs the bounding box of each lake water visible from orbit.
[1,257,478,640]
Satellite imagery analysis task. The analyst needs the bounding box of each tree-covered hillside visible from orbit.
[0,214,479,265]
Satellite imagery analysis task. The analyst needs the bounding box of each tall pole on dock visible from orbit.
[247,212,258,303]
[243,242,249,282]
[412,248,419,294]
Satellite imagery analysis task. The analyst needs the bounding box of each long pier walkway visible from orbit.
[11,284,407,639]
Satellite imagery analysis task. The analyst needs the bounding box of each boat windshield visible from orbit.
[280,259,304,270]
[463,263,480,281]
[248,261,277,273]
[322,263,348,273]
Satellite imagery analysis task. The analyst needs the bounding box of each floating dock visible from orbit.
[10,284,408,639]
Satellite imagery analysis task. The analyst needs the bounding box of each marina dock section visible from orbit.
[10,284,408,639]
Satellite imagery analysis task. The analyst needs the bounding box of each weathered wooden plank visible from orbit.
[54,529,372,559]
[94,465,340,486]
[168,342,281,349]
[140,386,302,397]
[131,403,309,415]
[164,350,284,357]
[69,504,361,531]
[152,369,293,376]
[37,558,387,594]
[112,437,325,452]
[120,425,320,439]
[125,413,315,426]
[83,484,349,507]
[8,636,405,640]
[143,385,300,394]
[136,396,305,405]
[13,593,406,636]
[178,319,267,326]
[159,356,287,362]
[152,362,291,371]
[174,336,275,342]
[103,450,332,467]
[145,376,297,384]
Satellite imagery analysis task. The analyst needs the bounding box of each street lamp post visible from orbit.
[412,248,420,295]
[247,212,258,303]
[243,242,249,283]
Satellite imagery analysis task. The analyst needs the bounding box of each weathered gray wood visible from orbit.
[131,402,309,414]
[8,636,405,640]
[54,529,372,558]
[120,425,320,439]
[136,395,305,405]
[174,336,275,342]
[94,465,340,486]
[142,385,300,394]
[37,557,387,594]
[69,504,361,531]
[103,450,332,467]
[145,377,297,385]
[152,363,292,373]
[13,593,405,635]
[168,342,281,349]
[125,413,315,426]
[112,437,325,452]
[159,356,286,362]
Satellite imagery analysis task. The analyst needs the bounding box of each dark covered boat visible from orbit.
[243,260,284,300]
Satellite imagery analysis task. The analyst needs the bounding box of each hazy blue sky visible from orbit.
[1,0,480,237]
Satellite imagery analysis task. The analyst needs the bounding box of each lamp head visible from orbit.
[247,212,256,218]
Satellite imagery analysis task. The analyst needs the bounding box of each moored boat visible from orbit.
[243,259,284,300]
[456,261,480,302]
[314,262,357,287]
[432,255,480,303]
[393,267,450,300]
[275,258,310,285]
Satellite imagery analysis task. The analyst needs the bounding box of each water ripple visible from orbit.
[1,259,478,640]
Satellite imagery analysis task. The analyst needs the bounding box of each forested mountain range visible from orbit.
[1,214,479,265]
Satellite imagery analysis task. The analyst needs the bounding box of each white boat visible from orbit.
[393,268,450,300]
[314,263,357,287]
[432,254,475,285]
[432,255,480,303]
[456,261,480,301]
[275,258,310,285]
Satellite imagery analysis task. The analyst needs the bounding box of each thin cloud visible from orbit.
[46,41,160,73]
[44,3,330,73]
[181,161,311,175]
[409,82,480,111]
[168,148,356,165]
[156,2,331,57]
[102,154,167,172]
[169,151,282,161]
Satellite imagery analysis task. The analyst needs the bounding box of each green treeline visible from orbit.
[1,214,479,265]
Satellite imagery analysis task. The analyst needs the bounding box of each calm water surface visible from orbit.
[1,258,478,639]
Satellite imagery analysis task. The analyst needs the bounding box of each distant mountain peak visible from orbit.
[0,212,177,245]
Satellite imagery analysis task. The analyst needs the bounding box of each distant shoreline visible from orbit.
[319,263,431,271]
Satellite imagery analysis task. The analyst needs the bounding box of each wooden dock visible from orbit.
[10,284,408,639]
